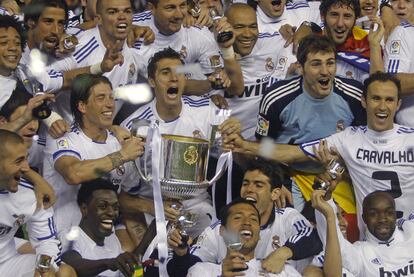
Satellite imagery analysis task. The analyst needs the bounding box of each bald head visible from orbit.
[225,3,256,24]
[363,191,395,212]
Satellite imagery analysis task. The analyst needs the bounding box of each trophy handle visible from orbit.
[130,118,152,183]
[208,156,228,185]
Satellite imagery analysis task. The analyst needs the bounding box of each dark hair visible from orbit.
[71,74,113,126]
[77,178,118,206]
[363,71,401,99]
[319,0,360,19]
[146,0,159,7]
[24,0,68,27]
[362,190,395,214]
[297,34,336,67]
[219,198,261,226]
[0,15,26,51]
[0,88,32,120]
[244,158,285,191]
[147,47,184,80]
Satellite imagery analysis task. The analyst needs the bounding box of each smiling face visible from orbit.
[220,203,260,254]
[302,50,336,99]
[81,189,120,240]
[391,0,414,23]
[8,105,39,148]
[323,3,356,46]
[227,5,258,57]
[362,80,401,132]
[0,27,22,76]
[150,57,185,112]
[240,170,279,224]
[97,0,133,43]
[257,0,287,18]
[363,193,396,241]
[151,0,187,35]
[30,7,66,55]
[359,0,378,17]
[0,142,29,193]
[78,82,115,129]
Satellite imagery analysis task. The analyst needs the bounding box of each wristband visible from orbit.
[90,62,103,75]
[220,46,235,60]
[42,111,63,128]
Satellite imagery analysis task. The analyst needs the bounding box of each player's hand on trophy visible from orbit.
[127,25,155,46]
[213,16,235,49]
[110,125,133,143]
[311,189,335,219]
[107,252,140,277]
[163,201,182,221]
[119,136,145,162]
[210,94,229,109]
[167,228,193,256]
[208,69,231,89]
[219,117,241,137]
[222,132,246,153]
[222,249,248,276]
[101,40,124,73]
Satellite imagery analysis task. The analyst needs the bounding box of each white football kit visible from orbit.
[0,181,61,276]
[190,207,313,271]
[316,199,414,277]
[226,32,296,139]
[301,125,414,230]
[70,228,123,277]
[384,23,414,127]
[43,126,138,237]
[187,258,301,277]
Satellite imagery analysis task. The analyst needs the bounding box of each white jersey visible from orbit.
[301,125,414,229]
[226,32,296,139]
[37,27,145,121]
[384,23,414,127]
[132,12,219,79]
[70,228,122,277]
[0,74,17,109]
[0,180,61,265]
[187,258,301,277]
[256,1,321,34]
[190,207,313,269]
[311,251,356,276]
[316,199,414,277]
[43,126,138,236]
[28,137,46,173]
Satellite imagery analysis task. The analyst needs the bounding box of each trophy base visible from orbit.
[160,179,210,200]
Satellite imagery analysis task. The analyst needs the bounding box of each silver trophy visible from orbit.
[175,211,198,247]
[131,119,227,200]
[313,159,345,191]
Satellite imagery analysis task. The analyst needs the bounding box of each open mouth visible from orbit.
[5,55,18,63]
[44,36,58,48]
[375,112,388,122]
[238,39,255,48]
[100,219,114,230]
[116,23,128,32]
[102,111,113,118]
[362,6,375,13]
[239,229,252,240]
[166,87,179,99]
[271,0,282,6]
[244,196,257,204]
[318,78,330,87]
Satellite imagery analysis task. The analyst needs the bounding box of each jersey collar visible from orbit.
[260,204,276,230]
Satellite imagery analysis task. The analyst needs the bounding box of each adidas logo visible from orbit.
[371,258,381,265]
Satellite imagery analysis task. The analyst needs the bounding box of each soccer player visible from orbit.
[313,188,414,276]
[224,71,414,233]
[132,0,244,97]
[224,3,296,139]
[169,198,302,276]
[188,159,321,274]
[43,74,145,237]
[0,129,74,276]
[62,178,142,277]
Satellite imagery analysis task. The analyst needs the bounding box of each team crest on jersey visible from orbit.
[0,224,12,237]
[13,214,25,228]
[390,40,401,54]
[276,56,288,72]
[57,138,69,149]
[179,45,187,60]
[256,115,269,136]
[271,235,281,250]
[265,57,275,72]
[192,130,202,138]
[345,71,353,79]
[127,63,136,84]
